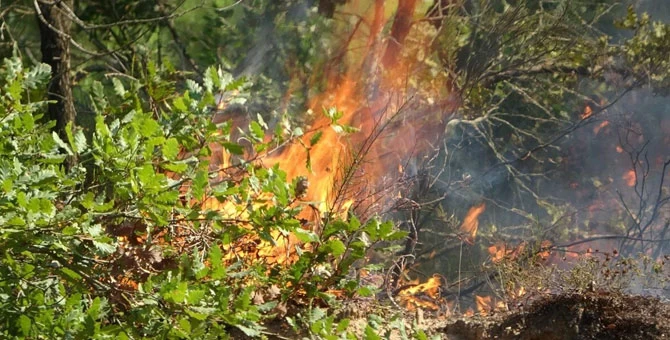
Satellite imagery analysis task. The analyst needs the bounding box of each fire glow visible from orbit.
[185,1,460,303]
[174,1,670,316]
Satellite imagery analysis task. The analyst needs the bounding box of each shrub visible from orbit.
[0,56,405,338]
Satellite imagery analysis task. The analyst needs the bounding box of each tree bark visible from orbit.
[36,0,76,145]
[381,0,418,69]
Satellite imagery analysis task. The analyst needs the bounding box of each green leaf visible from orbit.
[294,228,319,243]
[323,239,346,256]
[357,286,374,297]
[2,178,13,193]
[336,318,350,333]
[60,267,82,282]
[139,118,160,138]
[93,240,117,255]
[192,169,208,199]
[112,78,126,97]
[186,309,209,321]
[52,132,73,155]
[250,121,264,141]
[364,325,381,340]
[65,122,87,153]
[73,128,87,153]
[186,79,202,94]
[21,110,35,131]
[167,282,188,303]
[322,220,348,239]
[179,317,191,333]
[204,67,218,92]
[309,307,327,322]
[173,96,188,112]
[223,142,244,155]
[235,324,262,337]
[162,162,188,173]
[225,76,247,91]
[7,78,21,101]
[208,246,226,280]
[348,215,361,231]
[18,315,31,336]
[24,63,51,89]
[414,329,428,340]
[7,216,26,226]
[187,289,205,305]
[87,297,106,319]
[310,131,323,146]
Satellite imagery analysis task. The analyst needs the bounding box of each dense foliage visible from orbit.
[1,0,670,338]
[0,56,409,338]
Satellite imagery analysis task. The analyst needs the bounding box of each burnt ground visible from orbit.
[228,290,670,339]
[444,291,670,340]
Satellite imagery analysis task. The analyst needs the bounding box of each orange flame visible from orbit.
[593,120,609,135]
[581,105,593,119]
[263,1,458,220]
[398,275,443,311]
[460,203,486,245]
[623,169,636,187]
[475,295,492,315]
[176,1,461,292]
[475,295,506,315]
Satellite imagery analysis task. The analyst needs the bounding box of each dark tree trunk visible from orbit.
[381,0,418,69]
[37,0,76,142]
[37,0,76,167]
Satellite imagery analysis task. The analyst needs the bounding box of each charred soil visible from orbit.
[444,291,670,340]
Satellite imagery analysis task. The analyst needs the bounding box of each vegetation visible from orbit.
[0,55,410,337]
[1,0,670,338]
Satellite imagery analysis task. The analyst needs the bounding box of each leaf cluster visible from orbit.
[0,57,406,338]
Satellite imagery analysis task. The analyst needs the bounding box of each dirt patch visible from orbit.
[444,291,670,339]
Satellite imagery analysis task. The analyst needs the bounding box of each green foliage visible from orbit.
[0,57,405,338]
[616,6,670,95]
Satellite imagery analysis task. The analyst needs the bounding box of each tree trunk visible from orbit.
[37,0,76,160]
[381,0,418,69]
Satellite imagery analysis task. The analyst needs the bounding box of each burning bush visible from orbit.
[0,58,410,338]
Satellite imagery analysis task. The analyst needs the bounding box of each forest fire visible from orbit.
[182,0,461,308]
[183,0,669,318]
[6,0,670,337]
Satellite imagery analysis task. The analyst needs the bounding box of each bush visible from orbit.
[0,56,405,338]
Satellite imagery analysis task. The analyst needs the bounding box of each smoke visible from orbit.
[221,0,670,296]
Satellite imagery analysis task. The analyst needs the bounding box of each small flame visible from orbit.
[460,203,486,245]
[593,120,609,135]
[623,169,636,187]
[398,275,443,311]
[539,240,553,261]
[475,295,492,315]
[488,243,508,263]
[581,105,593,119]
[516,286,526,298]
[487,241,535,263]
[475,295,506,315]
